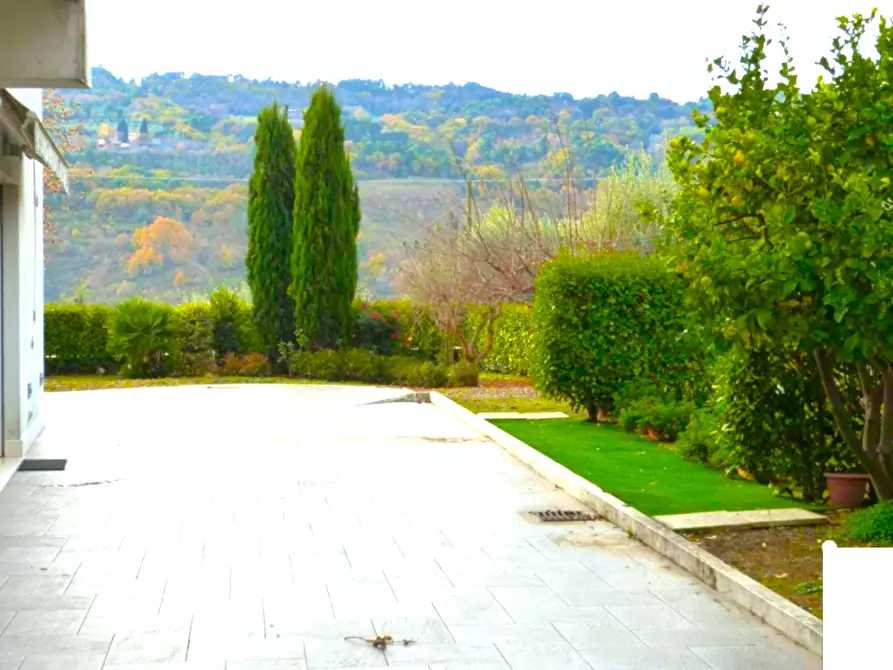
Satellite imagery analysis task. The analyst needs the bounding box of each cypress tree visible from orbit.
[246,101,297,357]
[291,85,360,349]
[116,117,129,143]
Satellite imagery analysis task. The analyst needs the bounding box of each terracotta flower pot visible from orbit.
[825,473,871,508]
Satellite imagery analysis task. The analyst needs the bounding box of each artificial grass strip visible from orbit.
[491,418,813,516]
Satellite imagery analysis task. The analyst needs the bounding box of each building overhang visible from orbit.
[0,0,89,89]
[0,90,70,193]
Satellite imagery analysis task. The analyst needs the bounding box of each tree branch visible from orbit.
[476,309,498,363]
[814,348,864,456]
[881,364,893,460]
[857,363,881,455]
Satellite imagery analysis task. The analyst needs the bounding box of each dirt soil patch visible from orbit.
[685,511,856,618]
[442,374,576,415]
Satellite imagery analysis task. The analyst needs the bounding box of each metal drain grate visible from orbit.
[531,509,598,523]
[18,459,67,472]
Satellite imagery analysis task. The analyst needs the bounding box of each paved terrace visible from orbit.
[0,385,819,669]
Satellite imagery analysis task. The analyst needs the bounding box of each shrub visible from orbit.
[842,501,893,546]
[712,347,861,501]
[389,357,449,388]
[352,298,444,360]
[219,352,270,377]
[677,405,723,464]
[413,361,450,388]
[617,396,695,442]
[532,252,705,421]
[209,286,259,360]
[286,348,361,383]
[282,348,449,388]
[302,349,345,381]
[402,304,446,361]
[646,401,696,442]
[477,304,534,375]
[385,356,418,385]
[450,361,480,387]
[617,399,649,433]
[172,302,215,376]
[44,304,115,374]
[342,348,387,383]
[108,299,175,378]
[280,346,309,378]
[352,301,403,355]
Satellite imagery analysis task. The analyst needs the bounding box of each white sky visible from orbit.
[87,0,890,102]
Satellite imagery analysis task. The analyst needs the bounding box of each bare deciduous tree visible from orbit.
[401,141,677,367]
[402,217,502,365]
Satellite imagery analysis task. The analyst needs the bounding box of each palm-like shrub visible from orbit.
[108,298,175,378]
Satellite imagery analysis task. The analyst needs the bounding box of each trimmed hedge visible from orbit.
[44,297,534,380]
[172,302,215,376]
[282,346,450,387]
[44,304,115,374]
[209,286,260,360]
[532,252,704,421]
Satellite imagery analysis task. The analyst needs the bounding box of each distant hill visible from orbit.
[46,68,707,304]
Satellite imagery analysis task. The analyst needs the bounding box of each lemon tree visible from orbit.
[665,7,893,498]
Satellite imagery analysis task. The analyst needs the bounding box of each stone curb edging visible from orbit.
[428,391,823,657]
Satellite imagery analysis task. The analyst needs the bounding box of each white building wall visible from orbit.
[0,0,89,89]
[1,88,45,457]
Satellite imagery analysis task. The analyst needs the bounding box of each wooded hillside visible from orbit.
[46,68,707,303]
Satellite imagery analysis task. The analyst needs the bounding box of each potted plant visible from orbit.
[825,466,872,508]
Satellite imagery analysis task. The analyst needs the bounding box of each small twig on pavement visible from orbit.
[344,635,415,652]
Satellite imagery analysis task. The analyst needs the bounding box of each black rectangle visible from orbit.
[822,551,893,669]
[18,459,67,472]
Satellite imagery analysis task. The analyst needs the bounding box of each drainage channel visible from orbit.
[528,509,599,523]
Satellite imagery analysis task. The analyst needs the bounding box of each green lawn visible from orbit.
[492,419,815,516]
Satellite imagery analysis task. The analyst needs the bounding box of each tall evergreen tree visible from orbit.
[246,101,297,356]
[291,85,360,349]
[116,117,129,144]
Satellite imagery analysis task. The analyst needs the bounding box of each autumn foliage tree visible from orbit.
[247,102,297,356]
[291,86,360,349]
[665,7,893,499]
[42,89,85,244]
[128,216,195,274]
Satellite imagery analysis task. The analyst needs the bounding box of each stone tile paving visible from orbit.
[0,385,821,669]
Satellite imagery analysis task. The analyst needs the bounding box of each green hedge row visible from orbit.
[46,295,536,378]
[281,347,460,388]
[46,287,262,378]
[45,304,117,374]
